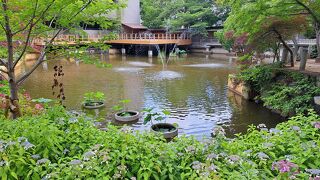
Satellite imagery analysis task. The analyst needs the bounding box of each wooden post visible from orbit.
[299,48,308,71]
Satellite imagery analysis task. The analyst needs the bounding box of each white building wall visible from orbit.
[121,0,141,24]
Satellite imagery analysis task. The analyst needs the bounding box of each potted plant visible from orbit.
[113,99,140,123]
[143,108,178,140]
[82,91,105,109]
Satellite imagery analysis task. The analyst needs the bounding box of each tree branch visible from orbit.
[0,59,7,67]
[294,0,320,24]
[17,29,63,86]
[12,0,38,35]
[0,68,7,74]
[17,0,94,86]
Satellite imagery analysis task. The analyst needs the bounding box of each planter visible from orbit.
[115,111,140,123]
[151,123,178,139]
[82,101,105,109]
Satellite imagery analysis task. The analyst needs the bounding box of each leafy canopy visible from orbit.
[141,0,228,35]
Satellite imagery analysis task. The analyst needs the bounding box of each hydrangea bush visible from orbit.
[0,106,319,179]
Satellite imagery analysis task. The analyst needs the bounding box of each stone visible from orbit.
[314,96,320,105]
[299,48,308,71]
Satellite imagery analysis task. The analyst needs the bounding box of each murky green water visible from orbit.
[21,54,284,138]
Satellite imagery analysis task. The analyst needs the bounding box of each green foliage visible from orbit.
[112,99,131,112]
[310,46,318,59]
[141,0,228,35]
[0,106,319,179]
[143,108,171,125]
[238,64,279,91]
[83,92,105,104]
[261,72,320,115]
[216,30,233,51]
[0,81,9,95]
[238,64,320,115]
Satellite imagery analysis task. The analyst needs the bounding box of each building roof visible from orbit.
[122,23,147,29]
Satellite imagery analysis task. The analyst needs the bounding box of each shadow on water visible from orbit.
[21,54,285,138]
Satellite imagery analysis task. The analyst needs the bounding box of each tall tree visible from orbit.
[141,0,228,35]
[0,0,121,118]
[218,0,319,66]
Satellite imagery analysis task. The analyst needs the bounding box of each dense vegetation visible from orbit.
[217,0,320,64]
[140,0,228,35]
[0,105,319,179]
[237,64,320,116]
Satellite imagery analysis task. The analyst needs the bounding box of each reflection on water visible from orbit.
[21,54,284,138]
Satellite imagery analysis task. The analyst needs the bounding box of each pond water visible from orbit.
[21,54,284,138]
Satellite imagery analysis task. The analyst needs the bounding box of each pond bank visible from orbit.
[228,64,320,117]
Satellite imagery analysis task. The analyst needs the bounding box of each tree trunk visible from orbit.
[3,0,21,119]
[274,29,294,67]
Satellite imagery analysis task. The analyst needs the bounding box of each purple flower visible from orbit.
[312,122,320,129]
[36,158,50,165]
[21,141,35,150]
[31,154,41,159]
[256,152,269,160]
[207,153,218,160]
[272,160,298,173]
[306,169,320,176]
[191,161,203,170]
[291,126,301,131]
[83,151,95,161]
[228,155,241,162]
[269,128,281,134]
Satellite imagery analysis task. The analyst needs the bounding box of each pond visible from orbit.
[21,54,284,138]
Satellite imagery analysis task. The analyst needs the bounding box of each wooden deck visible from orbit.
[32,33,192,46]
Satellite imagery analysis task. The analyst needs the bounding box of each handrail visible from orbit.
[32,33,192,45]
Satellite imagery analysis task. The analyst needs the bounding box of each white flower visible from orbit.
[263,143,274,148]
[83,151,95,161]
[185,146,196,153]
[256,152,269,160]
[36,158,50,165]
[207,153,218,160]
[191,161,203,170]
[0,161,7,167]
[69,117,78,124]
[120,126,133,133]
[18,137,27,143]
[207,164,217,172]
[227,155,241,164]
[31,154,41,159]
[291,126,301,131]
[69,159,82,165]
[63,149,69,155]
[257,124,266,129]
[269,128,281,134]
[306,169,320,175]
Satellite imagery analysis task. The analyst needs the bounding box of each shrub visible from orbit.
[0,106,319,179]
[237,64,320,115]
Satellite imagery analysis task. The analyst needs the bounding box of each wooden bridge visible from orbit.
[286,39,317,46]
[32,33,192,47]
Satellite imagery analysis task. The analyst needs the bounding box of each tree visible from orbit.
[0,0,121,118]
[141,0,228,35]
[217,0,316,66]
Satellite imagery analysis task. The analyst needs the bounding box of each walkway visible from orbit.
[32,33,192,46]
